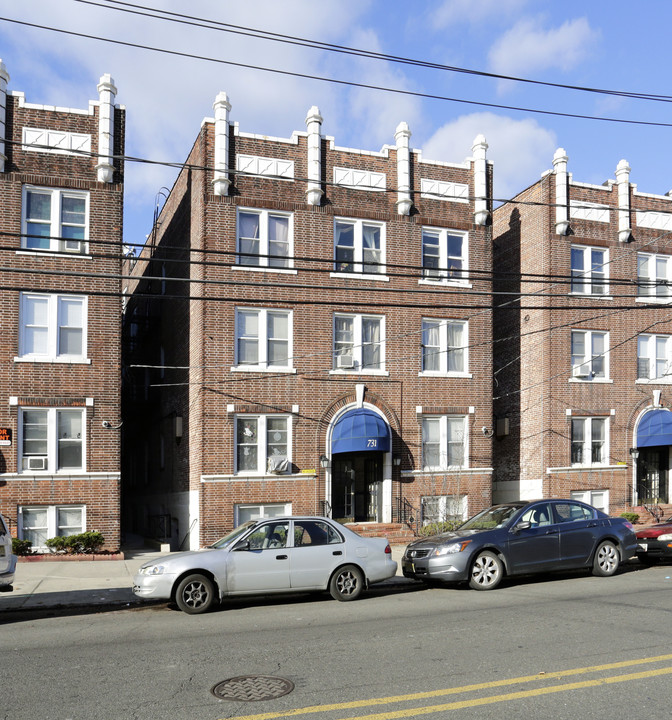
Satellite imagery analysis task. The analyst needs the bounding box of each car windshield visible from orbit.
[209,520,258,549]
[458,505,522,531]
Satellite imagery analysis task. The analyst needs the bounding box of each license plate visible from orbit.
[638,543,648,552]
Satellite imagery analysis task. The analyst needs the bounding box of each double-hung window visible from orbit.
[571,245,608,295]
[235,308,292,370]
[19,505,85,550]
[421,319,468,375]
[333,313,384,372]
[19,293,87,361]
[235,415,291,474]
[334,218,385,275]
[421,416,467,470]
[237,209,293,268]
[421,227,468,283]
[571,330,608,380]
[22,186,88,254]
[638,253,672,300]
[20,408,85,473]
[571,417,607,466]
[637,334,672,381]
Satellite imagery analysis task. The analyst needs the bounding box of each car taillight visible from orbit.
[624,522,634,530]
[385,544,391,554]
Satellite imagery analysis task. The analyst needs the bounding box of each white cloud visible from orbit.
[488,17,599,79]
[431,0,529,28]
[421,112,557,202]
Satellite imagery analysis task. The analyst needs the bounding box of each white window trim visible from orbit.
[570,416,609,467]
[570,489,609,514]
[421,415,469,471]
[636,333,672,384]
[419,226,470,287]
[18,504,86,550]
[419,318,471,377]
[570,245,610,297]
[637,252,672,303]
[21,185,90,254]
[234,414,293,476]
[570,329,610,382]
[18,407,86,474]
[16,292,89,363]
[331,313,387,375]
[421,494,468,523]
[234,502,293,526]
[332,217,387,279]
[233,307,294,372]
[235,207,294,270]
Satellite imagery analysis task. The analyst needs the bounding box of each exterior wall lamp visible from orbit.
[393,454,402,467]
[630,447,640,461]
[319,454,330,469]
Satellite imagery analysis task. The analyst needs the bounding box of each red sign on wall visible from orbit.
[0,428,12,446]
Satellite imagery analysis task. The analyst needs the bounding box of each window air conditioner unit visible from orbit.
[572,364,591,378]
[336,354,354,369]
[267,457,289,474]
[62,240,84,254]
[24,456,48,471]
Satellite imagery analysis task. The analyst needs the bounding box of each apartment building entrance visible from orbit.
[637,447,669,504]
[331,453,382,523]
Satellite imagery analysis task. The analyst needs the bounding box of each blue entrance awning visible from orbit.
[637,409,672,448]
[331,409,390,454]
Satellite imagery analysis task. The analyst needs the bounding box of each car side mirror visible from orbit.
[233,540,251,551]
[512,521,531,534]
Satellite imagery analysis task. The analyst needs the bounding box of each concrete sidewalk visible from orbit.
[0,546,411,614]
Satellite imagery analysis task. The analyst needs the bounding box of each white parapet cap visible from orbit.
[86,398,94,406]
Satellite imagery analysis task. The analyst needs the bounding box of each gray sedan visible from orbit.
[133,516,398,613]
[402,500,637,590]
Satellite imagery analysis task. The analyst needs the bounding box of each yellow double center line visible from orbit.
[224,653,672,720]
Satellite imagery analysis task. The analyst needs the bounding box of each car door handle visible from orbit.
[276,555,288,560]
[333,550,343,556]
[544,529,559,535]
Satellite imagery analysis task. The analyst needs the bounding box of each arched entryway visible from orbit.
[326,407,391,523]
[634,409,672,504]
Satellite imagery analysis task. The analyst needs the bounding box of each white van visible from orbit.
[0,513,16,591]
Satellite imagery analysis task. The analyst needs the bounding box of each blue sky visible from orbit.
[2,0,671,248]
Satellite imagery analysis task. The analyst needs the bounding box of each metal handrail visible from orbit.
[396,497,420,536]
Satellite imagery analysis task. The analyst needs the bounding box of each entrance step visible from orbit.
[625,503,672,527]
[344,522,417,545]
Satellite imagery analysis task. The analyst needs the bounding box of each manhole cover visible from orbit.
[211,675,295,702]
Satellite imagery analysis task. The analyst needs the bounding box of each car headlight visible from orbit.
[139,564,166,576]
[657,533,672,542]
[434,540,471,556]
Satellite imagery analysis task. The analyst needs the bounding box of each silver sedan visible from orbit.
[133,516,398,614]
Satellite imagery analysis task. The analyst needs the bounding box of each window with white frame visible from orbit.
[421,227,468,282]
[638,252,672,300]
[421,495,468,524]
[235,308,292,369]
[20,408,85,473]
[571,245,608,295]
[19,505,85,549]
[570,490,608,513]
[421,416,467,470]
[237,208,293,268]
[22,186,88,254]
[638,334,672,381]
[235,415,291,474]
[19,293,87,360]
[571,417,608,466]
[235,502,292,525]
[333,313,384,371]
[334,218,385,275]
[571,330,608,380]
[421,319,467,374]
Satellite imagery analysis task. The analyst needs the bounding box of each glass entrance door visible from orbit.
[331,452,383,523]
[637,447,669,503]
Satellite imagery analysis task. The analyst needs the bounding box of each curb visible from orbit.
[17,552,125,563]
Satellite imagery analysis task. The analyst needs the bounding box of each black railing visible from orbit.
[395,497,420,536]
[642,501,664,523]
[319,500,332,518]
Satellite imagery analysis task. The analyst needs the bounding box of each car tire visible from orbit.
[469,550,504,590]
[175,573,217,614]
[329,564,364,601]
[592,541,620,577]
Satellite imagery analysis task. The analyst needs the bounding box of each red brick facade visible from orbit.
[0,64,124,550]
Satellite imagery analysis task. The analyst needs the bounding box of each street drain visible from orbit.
[211,675,295,702]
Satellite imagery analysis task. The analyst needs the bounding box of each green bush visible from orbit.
[12,537,33,555]
[620,512,640,525]
[419,520,461,537]
[45,531,105,554]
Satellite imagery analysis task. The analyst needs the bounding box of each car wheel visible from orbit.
[469,551,504,590]
[175,573,217,614]
[592,541,620,577]
[329,564,364,601]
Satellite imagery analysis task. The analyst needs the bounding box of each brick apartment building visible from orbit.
[0,60,125,550]
[493,149,672,518]
[122,93,495,550]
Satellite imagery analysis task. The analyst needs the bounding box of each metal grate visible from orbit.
[211,675,295,702]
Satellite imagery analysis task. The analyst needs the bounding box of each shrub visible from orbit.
[419,520,461,537]
[12,537,33,555]
[620,512,640,525]
[45,531,105,554]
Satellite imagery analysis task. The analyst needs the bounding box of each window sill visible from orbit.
[419,371,472,379]
[635,378,672,385]
[202,472,309,482]
[418,278,472,288]
[328,369,389,376]
[568,378,613,384]
[568,293,613,300]
[547,464,626,474]
[17,250,92,260]
[329,272,390,282]
[232,265,297,274]
[635,297,672,305]
[14,356,92,365]
[230,366,296,374]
